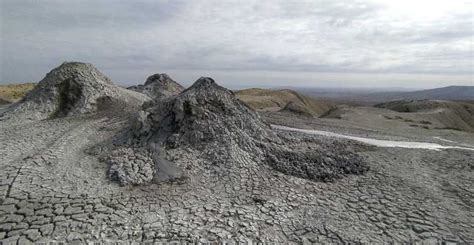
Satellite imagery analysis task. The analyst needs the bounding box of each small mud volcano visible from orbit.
[128,73,184,100]
[93,77,368,185]
[1,62,148,120]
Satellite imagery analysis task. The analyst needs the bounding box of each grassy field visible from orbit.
[0,83,36,103]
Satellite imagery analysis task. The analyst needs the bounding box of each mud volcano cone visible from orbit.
[105,77,277,185]
[128,73,185,100]
[135,77,274,148]
[1,62,148,120]
[102,77,368,186]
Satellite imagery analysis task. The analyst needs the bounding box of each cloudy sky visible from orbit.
[1,0,473,89]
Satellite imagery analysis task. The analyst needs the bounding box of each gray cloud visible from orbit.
[1,0,472,88]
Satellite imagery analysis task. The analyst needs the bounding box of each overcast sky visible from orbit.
[1,0,473,89]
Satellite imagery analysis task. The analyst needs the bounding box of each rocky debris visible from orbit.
[1,62,148,120]
[97,77,367,185]
[128,73,184,100]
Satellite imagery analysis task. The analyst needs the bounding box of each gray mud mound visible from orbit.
[93,77,367,185]
[140,77,274,149]
[1,62,148,120]
[128,73,184,100]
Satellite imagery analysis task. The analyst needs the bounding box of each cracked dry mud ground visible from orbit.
[1,113,473,244]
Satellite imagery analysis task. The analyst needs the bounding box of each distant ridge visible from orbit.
[366,86,474,102]
[235,88,335,117]
[375,99,474,132]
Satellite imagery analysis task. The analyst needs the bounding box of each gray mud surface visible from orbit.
[1,110,473,243]
[0,68,473,243]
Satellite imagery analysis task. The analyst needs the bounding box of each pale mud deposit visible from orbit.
[273,125,474,151]
[1,63,473,244]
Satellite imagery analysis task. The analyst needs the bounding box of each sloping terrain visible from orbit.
[376,100,474,132]
[236,88,335,117]
[127,73,184,100]
[0,62,148,121]
[366,86,474,102]
[1,68,473,243]
[0,83,36,103]
[287,86,474,105]
[1,102,473,243]
[0,98,10,105]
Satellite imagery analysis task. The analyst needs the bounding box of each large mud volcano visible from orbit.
[94,77,368,186]
[1,62,148,120]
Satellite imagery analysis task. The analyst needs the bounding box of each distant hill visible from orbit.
[375,99,474,132]
[366,86,474,102]
[287,85,474,105]
[235,88,335,117]
[0,83,36,103]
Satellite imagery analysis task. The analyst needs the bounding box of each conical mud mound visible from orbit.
[1,62,148,120]
[92,77,368,186]
[136,77,274,148]
[128,73,184,100]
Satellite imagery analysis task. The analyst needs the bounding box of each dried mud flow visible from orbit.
[0,64,473,244]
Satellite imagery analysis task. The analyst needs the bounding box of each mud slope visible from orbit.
[1,62,148,121]
[376,100,474,132]
[236,88,335,117]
